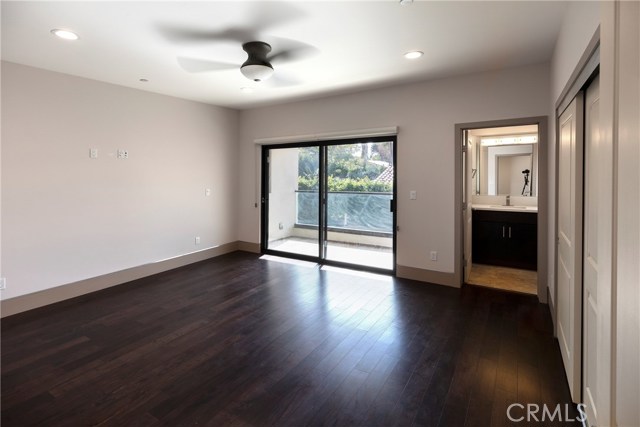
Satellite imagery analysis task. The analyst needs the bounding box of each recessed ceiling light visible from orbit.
[404,51,423,60]
[139,78,148,82]
[51,29,79,40]
[399,0,414,5]
[240,87,253,94]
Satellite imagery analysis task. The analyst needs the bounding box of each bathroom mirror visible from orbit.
[472,135,538,197]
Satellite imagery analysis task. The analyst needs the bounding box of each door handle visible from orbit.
[389,199,395,212]
[502,226,505,238]
[509,227,512,238]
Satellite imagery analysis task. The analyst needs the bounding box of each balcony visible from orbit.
[268,190,393,269]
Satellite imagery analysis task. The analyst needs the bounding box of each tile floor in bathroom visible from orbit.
[467,263,537,295]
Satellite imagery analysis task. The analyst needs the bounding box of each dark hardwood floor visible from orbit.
[2,251,579,426]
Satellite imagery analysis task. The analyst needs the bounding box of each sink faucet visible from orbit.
[505,195,511,206]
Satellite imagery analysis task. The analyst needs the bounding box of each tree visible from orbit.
[297,142,391,191]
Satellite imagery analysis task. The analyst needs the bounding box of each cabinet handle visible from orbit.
[509,227,512,238]
[502,226,505,238]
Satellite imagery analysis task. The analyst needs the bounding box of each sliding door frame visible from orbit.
[260,135,397,275]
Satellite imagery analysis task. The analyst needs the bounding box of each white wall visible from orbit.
[238,64,550,277]
[548,1,600,306]
[550,2,601,102]
[267,148,299,241]
[1,61,239,300]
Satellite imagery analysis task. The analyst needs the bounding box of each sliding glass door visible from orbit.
[263,146,320,257]
[324,142,394,270]
[261,136,396,273]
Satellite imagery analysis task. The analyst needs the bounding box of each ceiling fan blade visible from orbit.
[245,3,306,36]
[159,25,253,44]
[158,3,304,45]
[268,38,319,65]
[264,71,303,88]
[177,57,237,73]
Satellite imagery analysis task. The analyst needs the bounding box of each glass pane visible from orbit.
[325,141,394,270]
[267,146,319,257]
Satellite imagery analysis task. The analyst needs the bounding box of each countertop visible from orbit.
[472,204,538,213]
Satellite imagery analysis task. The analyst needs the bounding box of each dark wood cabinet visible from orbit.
[472,209,537,270]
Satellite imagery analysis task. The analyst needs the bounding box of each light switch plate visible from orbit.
[409,190,417,200]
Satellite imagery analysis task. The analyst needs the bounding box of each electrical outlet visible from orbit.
[409,190,417,200]
[195,236,201,245]
[0,278,6,290]
[89,148,98,159]
[278,222,284,230]
[117,149,129,159]
[430,251,438,261]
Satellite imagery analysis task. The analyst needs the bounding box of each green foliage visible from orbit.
[298,176,392,193]
[296,142,393,193]
[298,175,319,191]
[298,147,319,178]
[325,144,385,180]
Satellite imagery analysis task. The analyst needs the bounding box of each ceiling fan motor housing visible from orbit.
[241,41,274,81]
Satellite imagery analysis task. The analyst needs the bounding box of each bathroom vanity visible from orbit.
[472,205,537,270]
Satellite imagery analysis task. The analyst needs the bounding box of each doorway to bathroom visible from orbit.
[455,117,548,298]
[261,136,397,274]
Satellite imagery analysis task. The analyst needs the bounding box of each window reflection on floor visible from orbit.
[268,237,393,270]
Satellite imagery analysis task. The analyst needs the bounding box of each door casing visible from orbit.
[454,116,549,301]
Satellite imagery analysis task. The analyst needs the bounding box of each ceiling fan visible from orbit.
[174,38,315,86]
[239,41,275,82]
[158,3,317,86]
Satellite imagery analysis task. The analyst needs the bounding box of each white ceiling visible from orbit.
[1,1,568,110]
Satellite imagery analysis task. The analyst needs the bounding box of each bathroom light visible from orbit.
[404,51,423,60]
[51,29,79,40]
[481,135,538,146]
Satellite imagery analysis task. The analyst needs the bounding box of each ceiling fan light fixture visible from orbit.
[240,41,274,82]
[240,63,274,82]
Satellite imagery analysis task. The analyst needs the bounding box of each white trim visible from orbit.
[253,126,398,145]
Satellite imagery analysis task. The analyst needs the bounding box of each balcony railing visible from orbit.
[296,190,393,234]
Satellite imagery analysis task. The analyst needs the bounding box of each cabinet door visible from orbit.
[472,219,508,266]
[506,222,537,270]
